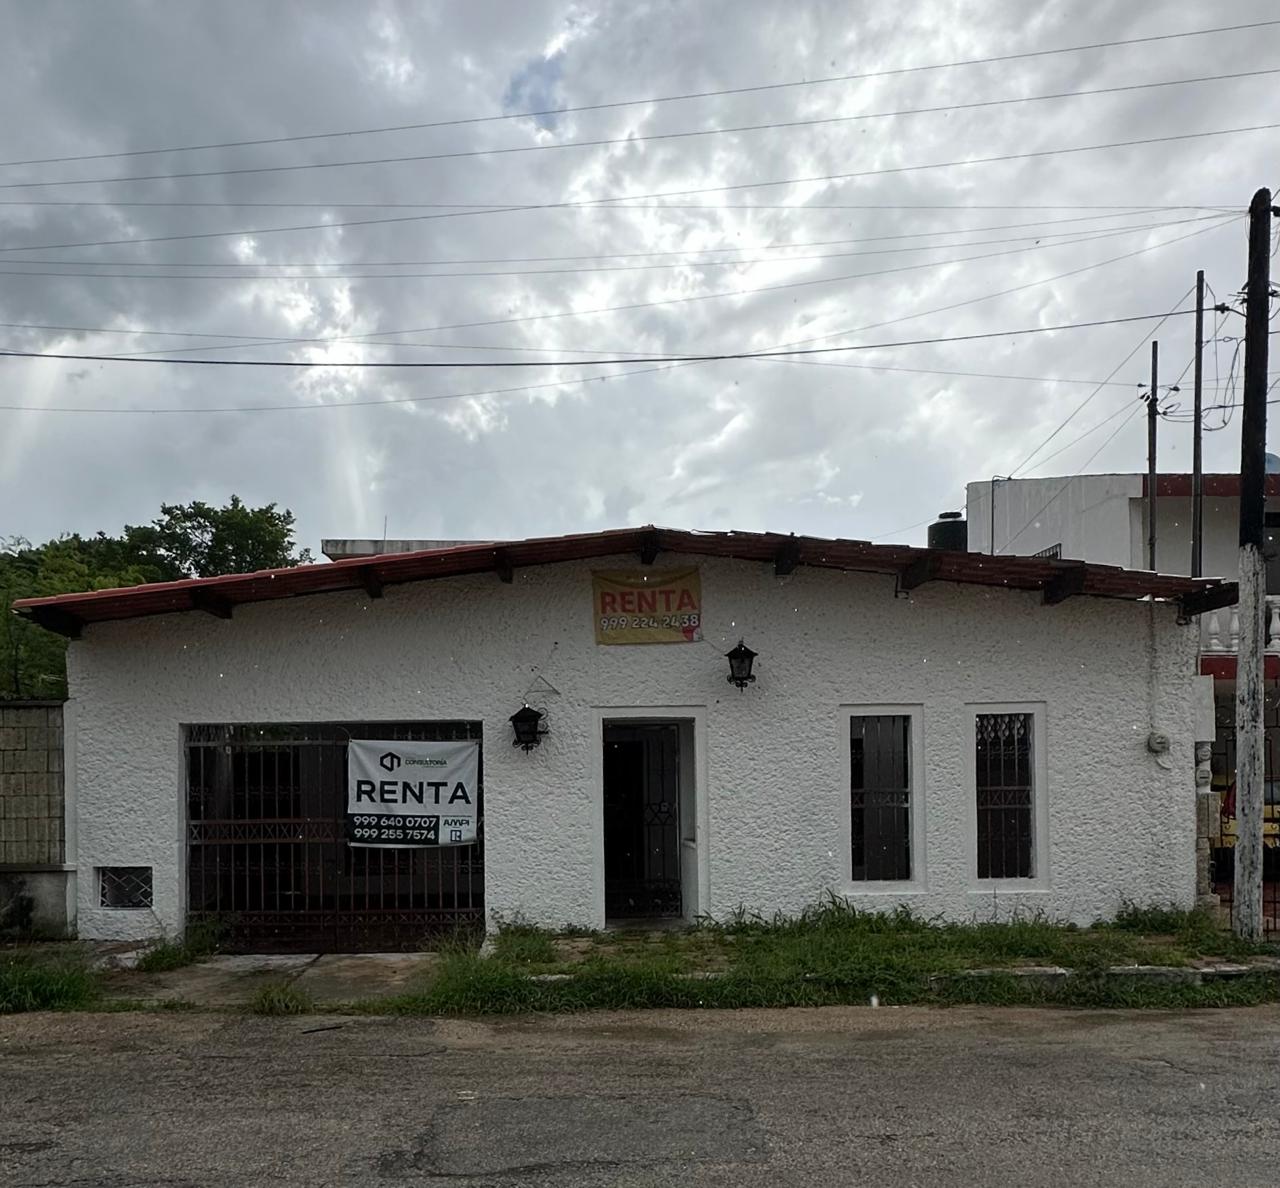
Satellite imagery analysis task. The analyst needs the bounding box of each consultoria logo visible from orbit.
[377,750,447,772]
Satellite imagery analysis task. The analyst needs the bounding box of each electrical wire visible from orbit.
[999,403,1148,554]
[0,215,1219,282]
[0,208,1192,268]
[0,310,1201,372]
[76,214,1244,360]
[1003,290,1192,478]
[1018,401,1142,475]
[3,19,1271,169]
[9,71,1277,190]
[0,198,1240,212]
[0,129,1265,254]
[0,217,1238,417]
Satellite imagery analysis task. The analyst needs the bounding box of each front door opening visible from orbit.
[603,722,684,920]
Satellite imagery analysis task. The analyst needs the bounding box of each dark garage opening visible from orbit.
[186,720,483,952]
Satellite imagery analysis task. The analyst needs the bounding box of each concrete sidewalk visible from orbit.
[101,951,438,1007]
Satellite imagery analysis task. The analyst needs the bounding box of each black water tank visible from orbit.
[927,511,968,552]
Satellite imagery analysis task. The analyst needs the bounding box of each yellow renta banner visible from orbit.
[593,568,702,644]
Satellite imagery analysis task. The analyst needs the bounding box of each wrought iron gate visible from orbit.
[186,721,483,952]
[603,723,681,918]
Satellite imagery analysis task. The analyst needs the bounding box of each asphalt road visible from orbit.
[2,1005,1278,1186]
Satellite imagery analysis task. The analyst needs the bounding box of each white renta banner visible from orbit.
[346,738,480,848]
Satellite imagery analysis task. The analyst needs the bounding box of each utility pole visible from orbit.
[1234,186,1274,942]
[1192,269,1205,578]
[1147,341,1158,570]
[989,474,1002,555]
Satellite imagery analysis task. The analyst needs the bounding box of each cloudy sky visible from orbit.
[0,0,1275,555]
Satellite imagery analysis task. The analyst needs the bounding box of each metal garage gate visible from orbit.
[186,721,483,952]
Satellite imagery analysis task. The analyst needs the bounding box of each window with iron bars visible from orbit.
[850,714,912,881]
[98,866,153,909]
[975,712,1036,880]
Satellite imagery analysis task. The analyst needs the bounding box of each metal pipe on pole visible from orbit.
[1147,341,1158,571]
[1233,186,1274,942]
[1192,270,1205,579]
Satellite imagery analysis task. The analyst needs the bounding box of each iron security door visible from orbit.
[603,723,681,918]
[186,721,482,952]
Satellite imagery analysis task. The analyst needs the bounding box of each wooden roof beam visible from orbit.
[1178,582,1240,618]
[1042,564,1088,606]
[898,555,941,591]
[774,536,802,576]
[189,589,234,620]
[26,606,82,639]
[639,531,661,566]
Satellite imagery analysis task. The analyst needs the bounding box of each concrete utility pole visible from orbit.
[1192,270,1205,579]
[1147,341,1159,570]
[1233,186,1274,942]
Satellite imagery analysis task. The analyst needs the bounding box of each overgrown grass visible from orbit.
[249,981,313,1016]
[489,918,558,966]
[363,951,1279,1016]
[0,952,98,1013]
[421,919,486,957]
[354,898,1279,1017]
[135,922,222,973]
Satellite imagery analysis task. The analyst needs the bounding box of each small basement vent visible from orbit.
[98,866,153,909]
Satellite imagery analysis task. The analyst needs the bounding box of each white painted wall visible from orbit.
[65,553,1198,941]
[965,475,1141,563]
[966,475,1278,582]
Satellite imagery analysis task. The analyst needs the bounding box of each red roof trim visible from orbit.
[11,525,1235,635]
[1143,474,1280,498]
[1201,654,1280,681]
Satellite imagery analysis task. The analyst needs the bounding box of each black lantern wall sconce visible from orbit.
[725,639,758,690]
[510,703,549,751]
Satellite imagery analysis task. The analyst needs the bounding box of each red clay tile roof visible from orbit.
[10,525,1236,637]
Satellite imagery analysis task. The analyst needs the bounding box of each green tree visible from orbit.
[2,497,312,700]
[120,496,313,580]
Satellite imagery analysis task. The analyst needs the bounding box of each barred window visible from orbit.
[99,866,153,909]
[850,715,912,881]
[975,713,1035,879]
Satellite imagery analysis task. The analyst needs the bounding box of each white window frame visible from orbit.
[839,705,926,892]
[966,702,1049,889]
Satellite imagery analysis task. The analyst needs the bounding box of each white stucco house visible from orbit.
[12,525,1235,952]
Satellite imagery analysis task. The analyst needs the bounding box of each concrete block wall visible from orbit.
[0,702,65,866]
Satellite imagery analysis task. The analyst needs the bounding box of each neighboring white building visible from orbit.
[966,472,1280,929]
[968,471,1280,654]
[13,527,1230,951]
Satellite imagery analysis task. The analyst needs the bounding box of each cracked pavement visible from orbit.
[2,1005,1278,1186]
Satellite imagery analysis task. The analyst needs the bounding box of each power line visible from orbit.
[1019,400,1144,474]
[718,215,1241,356]
[80,211,1232,367]
[3,19,1271,169]
[0,215,1216,282]
[9,70,1276,190]
[0,208,1190,267]
[764,355,1237,392]
[999,404,1148,553]
[95,216,1247,360]
[0,128,1266,254]
[0,198,1239,212]
[1005,287,1195,476]
[0,310,1200,373]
